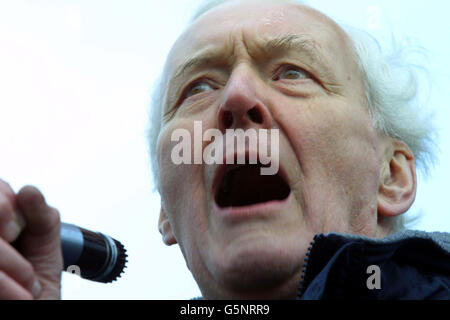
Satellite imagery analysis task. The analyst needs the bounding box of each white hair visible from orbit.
[147,0,437,232]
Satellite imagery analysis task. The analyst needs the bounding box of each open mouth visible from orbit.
[215,163,291,208]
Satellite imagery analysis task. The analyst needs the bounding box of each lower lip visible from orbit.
[213,192,292,222]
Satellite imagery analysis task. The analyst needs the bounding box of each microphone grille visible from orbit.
[101,238,128,283]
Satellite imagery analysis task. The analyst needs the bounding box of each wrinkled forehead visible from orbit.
[166,0,354,75]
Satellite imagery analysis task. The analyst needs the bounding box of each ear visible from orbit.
[158,207,177,246]
[377,139,417,218]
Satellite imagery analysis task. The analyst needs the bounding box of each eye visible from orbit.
[276,65,311,81]
[185,81,214,99]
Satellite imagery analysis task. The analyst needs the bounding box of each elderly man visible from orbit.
[0,0,448,300]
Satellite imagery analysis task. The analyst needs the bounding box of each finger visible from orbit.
[0,237,38,296]
[0,271,33,300]
[0,179,26,242]
[16,185,60,239]
[0,179,16,205]
[15,185,63,295]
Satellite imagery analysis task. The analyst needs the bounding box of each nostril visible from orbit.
[223,111,233,129]
[247,107,263,124]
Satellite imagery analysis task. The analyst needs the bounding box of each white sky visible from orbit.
[0,0,448,299]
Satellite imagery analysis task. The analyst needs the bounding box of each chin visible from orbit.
[209,234,304,295]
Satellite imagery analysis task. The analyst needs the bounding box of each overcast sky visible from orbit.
[0,0,449,299]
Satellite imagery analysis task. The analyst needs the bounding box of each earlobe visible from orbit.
[377,139,417,218]
[158,207,177,246]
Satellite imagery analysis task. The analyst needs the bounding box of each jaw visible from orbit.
[195,218,310,300]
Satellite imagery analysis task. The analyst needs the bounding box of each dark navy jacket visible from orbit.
[297,230,450,300]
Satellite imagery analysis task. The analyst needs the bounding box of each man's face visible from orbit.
[157,0,385,298]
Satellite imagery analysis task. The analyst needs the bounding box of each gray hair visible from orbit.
[147,0,437,232]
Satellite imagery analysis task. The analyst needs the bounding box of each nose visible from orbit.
[217,67,273,132]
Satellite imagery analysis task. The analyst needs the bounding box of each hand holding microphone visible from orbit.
[0,179,127,300]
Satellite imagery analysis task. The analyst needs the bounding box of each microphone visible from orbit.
[61,223,127,283]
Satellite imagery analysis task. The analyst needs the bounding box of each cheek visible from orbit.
[280,99,379,176]
[157,121,204,218]
[156,118,214,251]
[157,116,216,193]
[276,99,381,223]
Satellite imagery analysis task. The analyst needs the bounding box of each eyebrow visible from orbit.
[171,34,330,82]
[172,49,230,84]
[259,34,334,75]
[260,34,321,56]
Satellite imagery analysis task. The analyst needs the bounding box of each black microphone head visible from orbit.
[90,234,128,283]
[61,223,128,283]
[99,237,128,283]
